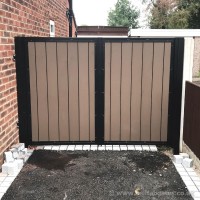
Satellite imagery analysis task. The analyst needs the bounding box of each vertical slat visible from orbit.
[121,42,132,140]
[79,43,89,141]
[161,43,171,141]
[110,43,121,141]
[89,43,95,141]
[57,42,69,141]
[35,42,49,141]
[131,43,143,141]
[46,42,59,141]
[28,42,38,141]
[141,42,154,141]
[68,42,79,141]
[151,43,165,141]
[104,43,111,141]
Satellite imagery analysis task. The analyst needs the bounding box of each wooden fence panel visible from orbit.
[183,82,200,159]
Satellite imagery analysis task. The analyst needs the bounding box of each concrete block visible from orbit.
[173,155,183,164]
[183,158,193,168]
[10,148,17,152]
[179,171,188,176]
[194,181,200,187]
[36,146,44,150]
[8,162,18,175]
[27,149,34,153]
[12,151,19,159]
[2,163,9,174]
[193,192,200,198]
[187,185,198,192]
[11,143,25,151]
[21,148,27,154]
[75,145,83,150]
[149,145,158,151]
[52,146,59,151]
[59,145,68,150]
[4,176,15,182]
[83,145,90,150]
[24,156,29,163]
[182,176,192,181]
[106,146,112,151]
[135,145,142,151]
[0,186,8,193]
[15,159,23,169]
[1,181,11,187]
[142,145,150,151]
[4,152,14,163]
[67,145,75,151]
[90,145,97,151]
[127,145,135,150]
[19,143,25,151]
[191,176,200,182]
[180,153,189,159]
[120,146,128,151]
[2,162,18,175]
[183,180,195,186]
[98,145,106,150]
[113,147,120,151]
[18,155,26,163]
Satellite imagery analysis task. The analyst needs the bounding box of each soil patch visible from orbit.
[2,150,193,200]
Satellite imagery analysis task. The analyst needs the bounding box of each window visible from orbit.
[50,20,55,37]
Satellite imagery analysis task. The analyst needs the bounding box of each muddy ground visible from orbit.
[2,150,193,200]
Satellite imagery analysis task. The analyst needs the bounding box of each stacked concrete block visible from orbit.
[173,155,184,164]
[183,158,194,168]
[173,153,194,168]
[2,143,33,175]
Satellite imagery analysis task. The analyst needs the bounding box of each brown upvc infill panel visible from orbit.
[151,43,165,141]
[121,43,132,141]
[131,43,143,141]
[28,42,38,142]
[104,43,111,141]
[110,43,121,141]
[161,43,171,141]
[141,43,154,141]
[79,43,90,141]
[57,42,70,141]
[89,43,95,141]
[35,42,49,141]
[68,42,79,141]
[46,42,59,141]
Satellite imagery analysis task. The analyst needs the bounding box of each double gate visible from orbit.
[15,37,184,153]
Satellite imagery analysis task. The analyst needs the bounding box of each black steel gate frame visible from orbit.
[15,37,184,153]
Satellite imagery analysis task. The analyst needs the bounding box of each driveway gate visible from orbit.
[15,37,184,153]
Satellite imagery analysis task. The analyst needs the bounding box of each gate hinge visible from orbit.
[13,54,16,62]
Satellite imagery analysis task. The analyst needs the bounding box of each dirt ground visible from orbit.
[2,150,193,200]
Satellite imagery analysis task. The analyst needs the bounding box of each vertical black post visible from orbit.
[95,39,105,144]
[168,38,184,154]
[15,37,32,147]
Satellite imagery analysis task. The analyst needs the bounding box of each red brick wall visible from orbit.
[0,0,72,165]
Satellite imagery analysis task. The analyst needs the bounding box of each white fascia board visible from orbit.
[129,29,200,37]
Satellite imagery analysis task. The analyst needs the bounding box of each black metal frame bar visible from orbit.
[15,37,32,145]
[95,39,105,144]
[15,37,184,152]
[167,38,184,154]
